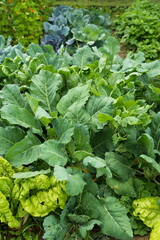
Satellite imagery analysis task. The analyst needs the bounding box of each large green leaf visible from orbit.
[39,140,68,167]
[139,154,160,173]
[30,70,62,114]
[81,192,101,219]
[54,166,86,196]
[52,118,74,144]
[74,124,92,152]
[1,105,42,135]
[72,45,94,69]
[26,93,52,127]
[83,156,106,169]
[99,36,120,62]
[0,127,25,155]
[57,84,90,115]
[106,177,137,197]
[1,84,26,108]
[66,173,86,196]
[72,24,109,44]
[83,156,112,178]
[105,152,136,181]
[125,126,138,155]
[151,112,160,151]
[86,95,114,131]
[65,103,91,126]
[99,197,133,239]
[137,133,155,158]
[79,220,101,238]
[91,128,114,157]
[5,132,41,167]
[13,169,51,179]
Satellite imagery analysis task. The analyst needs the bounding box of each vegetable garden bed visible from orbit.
[0,1,160,240]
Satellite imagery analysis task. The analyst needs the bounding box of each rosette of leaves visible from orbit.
[72,24,110,46]
[12,174,68,217]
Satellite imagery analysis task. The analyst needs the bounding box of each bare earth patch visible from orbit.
[110,234,150,240]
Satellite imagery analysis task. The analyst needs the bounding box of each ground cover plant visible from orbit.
[0,0,53,47]
[0,4,160,240]
[114,0,160,60]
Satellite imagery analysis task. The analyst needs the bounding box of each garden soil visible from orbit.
[111,234,150,240]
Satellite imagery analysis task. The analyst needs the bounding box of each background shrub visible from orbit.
[0,0,53,47]
[114,0,160,60]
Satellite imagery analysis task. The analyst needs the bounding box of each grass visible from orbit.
[51,0,159,7]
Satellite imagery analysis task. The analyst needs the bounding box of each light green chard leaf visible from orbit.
[0,127,25,155]
[0,191,21,228]
[1,104,42,135]
[13,174,68,217]
[39,140,68,167]
[52,118,74,144]
[0,177,13,197]
[0,84,26,108]
[133,197,160,233]
[5,132,41,167]
[54,166,86,196]
[150,222,160,240]
[99,197,133,240]
[0,157,15,177]
[57,83,90,115]
[105,152,136,181]
[30,70,62,114]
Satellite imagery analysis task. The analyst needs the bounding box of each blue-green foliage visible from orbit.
[41,5,110,52]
